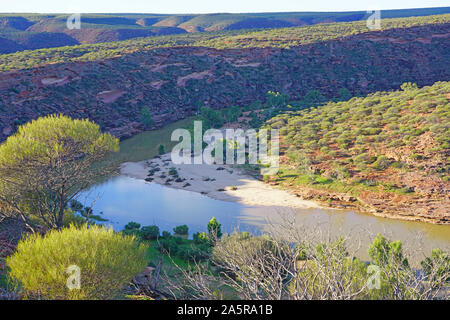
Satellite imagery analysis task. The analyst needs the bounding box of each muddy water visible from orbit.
[81,175,449,263]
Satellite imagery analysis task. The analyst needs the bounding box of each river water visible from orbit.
[80,175,450,262]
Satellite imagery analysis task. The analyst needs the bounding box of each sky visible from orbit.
[0,0,449,14]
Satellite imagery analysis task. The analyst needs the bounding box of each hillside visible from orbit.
[1,13,449,72]
[0,17,448,142]
[265,82,450,223]
[0,7,449,53]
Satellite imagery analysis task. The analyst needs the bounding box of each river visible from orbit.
[80,122,450,262]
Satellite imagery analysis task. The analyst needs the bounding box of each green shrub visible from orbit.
[193,231,209,244]
[314,176,333,184]
[173,225,189,236]
[140,107,154,128]
[373,156,391,170]
[124,221,141,230]
[7,225,149,300]
[122,221,141,236]
[207,217,222,239]
[141,225,160,240]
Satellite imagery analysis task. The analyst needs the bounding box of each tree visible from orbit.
[336,88,352,101]
[200,107,223,129]
[158,144,165,155]
[7,225,149,299]
[140,107,154,129]
[0,114,119,230]
[173,225,189,236]
[207,217,222,239]
[266,91,289,109]
[302,89,326,107]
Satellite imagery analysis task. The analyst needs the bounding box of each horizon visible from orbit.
[1,6,450,15]
[1,0,449,14]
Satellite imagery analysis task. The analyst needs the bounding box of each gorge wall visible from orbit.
[0,23,449,141]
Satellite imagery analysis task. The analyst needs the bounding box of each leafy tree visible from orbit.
[207,217,222,239]
[173,224,189,236]
[7,225,149,300]
[193,231,209,244]
[265,91,289,109]
[158,144,165,155]
[336,88,352,101]
[141,225,160,240]
[140,107,154,129]
[0,115,119,230]
[302,89,326,107]
[200,107,224,129]
[124,221,141,230]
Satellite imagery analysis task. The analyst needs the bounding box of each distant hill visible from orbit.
[1,13,449,72]
[0,7,449,53]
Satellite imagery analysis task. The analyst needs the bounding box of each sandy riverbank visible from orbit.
[120,153,321,209]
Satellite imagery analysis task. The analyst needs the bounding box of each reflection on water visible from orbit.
[80,175,450,261]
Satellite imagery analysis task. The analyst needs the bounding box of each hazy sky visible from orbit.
[1,0,449,14]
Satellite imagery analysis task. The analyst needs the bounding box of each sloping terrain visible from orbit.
[1,13,449,72]
[0,20,448,143]
[0,7,449,53]
[265,82,450,223]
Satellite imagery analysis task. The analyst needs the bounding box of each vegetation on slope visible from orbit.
[264,81,449,221]
[1,7,449,53]
[0,13,449,72]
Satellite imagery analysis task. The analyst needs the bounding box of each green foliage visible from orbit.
[200,106,224,129]
[168,167,178,176]
[158,144,165,155]
[207,217,222,239]
[266,91,289,108]
[6,225,149,299]
[421,249,450,282]
[141,225,160,240]
[0,114,119,229]
[267,81,449,197]
[158,233,210,261]
[124,221,141,230]
[122,221,141,236]
[221,105,240,123]
[1,14,448,71]
[372,156,391,170]
[193,231,209,244]
[173,224,189,236]
[368,234,409,268]
[140,107,154,129]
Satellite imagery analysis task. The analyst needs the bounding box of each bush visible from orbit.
[140,107,154,128]
[173,225,189,236]
[7,225,149,300]
[207,217,222,239]
[193,232,209,244]
[124,221,140,230]
[122,221,141,236]
[141,225,160,240]
[373,156,391,170]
